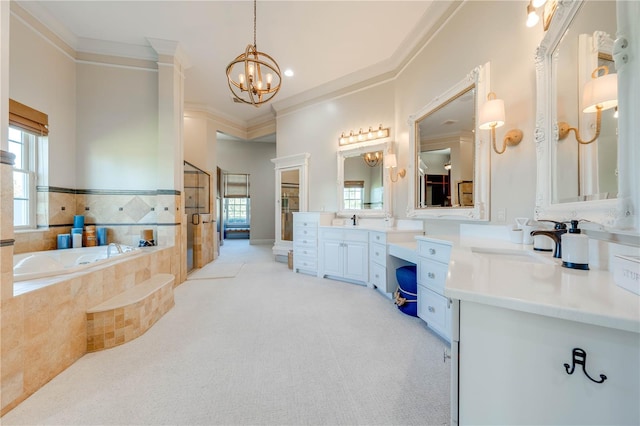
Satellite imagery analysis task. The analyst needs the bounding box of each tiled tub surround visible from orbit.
[86,273,175,352]
[14,187,182,254]
[0,245,175,416]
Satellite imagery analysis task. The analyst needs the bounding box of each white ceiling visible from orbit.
[16,0,454,136]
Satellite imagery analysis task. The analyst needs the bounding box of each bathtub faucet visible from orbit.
[107,243,123,258]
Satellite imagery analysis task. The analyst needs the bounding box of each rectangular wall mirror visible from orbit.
[408,63,491,221]
[337,141,390,217]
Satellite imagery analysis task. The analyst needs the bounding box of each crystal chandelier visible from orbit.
[226,0,281,107]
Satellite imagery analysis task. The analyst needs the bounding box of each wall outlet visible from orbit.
[497,208,506,222]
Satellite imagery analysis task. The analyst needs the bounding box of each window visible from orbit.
[9,99,48,229]
[224,198,250,225]
[9,127,37,228]
[343,180,364,210]
[223,173,250,225]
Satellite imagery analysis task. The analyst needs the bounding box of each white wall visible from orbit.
[216,138,276,243]
[276,81,395,213]
[276,1,544,231]
[75,63,158,190]
[9,14,76,188]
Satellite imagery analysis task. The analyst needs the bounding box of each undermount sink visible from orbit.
[471,247,558,265]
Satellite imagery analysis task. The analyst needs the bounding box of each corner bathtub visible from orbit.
[13,245,141,282]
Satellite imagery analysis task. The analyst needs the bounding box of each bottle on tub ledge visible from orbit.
[139,229,155,247]
[84,225,97,247]
[71,227,83,248]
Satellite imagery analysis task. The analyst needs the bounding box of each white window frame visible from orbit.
[10,126,38,229]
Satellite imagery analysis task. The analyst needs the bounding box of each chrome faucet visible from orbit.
[530,221,567,259]
[107,243,123,258]
[351,214,357,226]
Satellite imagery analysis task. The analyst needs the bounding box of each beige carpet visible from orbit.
[2,240,450,425]
[187,261,245,280]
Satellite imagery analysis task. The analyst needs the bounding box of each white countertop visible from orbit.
[393,236,640,334]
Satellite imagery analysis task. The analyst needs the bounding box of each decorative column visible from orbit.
[148,38,190,284]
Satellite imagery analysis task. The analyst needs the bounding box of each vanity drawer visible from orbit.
[295,218,317,228]
[294,236,317,248]
[417,240,452,265]
[369,242,386,266]
[294,226,317,240]
[294,246,317,258]
[370,231,387,245]
[294,254,317,271]
[417,258,449,293]
[369,261,386,289]
[418,285,449,338]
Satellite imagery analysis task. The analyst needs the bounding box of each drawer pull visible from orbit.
[429,248,436,255]
[375,252,380,256]
[428,272,435,279]
[375,274,379,278]
[304,230,308,234]
[428,306,435,313]
[376,235,380,240]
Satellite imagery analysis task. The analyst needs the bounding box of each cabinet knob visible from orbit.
[304,230,308,234]
[375,274,379,278]
[376,236,380,240]
[428,272,435,279]
[429,248,436,255]
[428,306,435,313]
[375,252,379,256]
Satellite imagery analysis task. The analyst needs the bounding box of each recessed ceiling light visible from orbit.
[284,69,294,77]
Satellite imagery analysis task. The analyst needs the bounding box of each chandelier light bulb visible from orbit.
[532,0,546,7]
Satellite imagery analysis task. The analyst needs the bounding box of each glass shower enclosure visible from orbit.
[184,161,210,272]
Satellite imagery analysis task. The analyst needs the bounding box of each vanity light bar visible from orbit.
[339,125,389,146]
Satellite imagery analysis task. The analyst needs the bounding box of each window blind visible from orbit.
[224,173,250,198]
[344,180,364,189]
[9,99,49,136]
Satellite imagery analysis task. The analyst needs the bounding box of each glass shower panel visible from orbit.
[184,162,210,272]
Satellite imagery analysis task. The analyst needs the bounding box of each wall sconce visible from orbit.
[385,153,406,183]
[478,92,523,155]
[444,161,452,171]
[362,151,382,167]
[558,65,618,145]
[339,124,389,146]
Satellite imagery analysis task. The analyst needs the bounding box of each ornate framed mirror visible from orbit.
[407,62,490,221]
[337,141,391,217]
[534,0,636,229]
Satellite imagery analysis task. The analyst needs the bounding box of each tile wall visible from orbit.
[14,188,182,254]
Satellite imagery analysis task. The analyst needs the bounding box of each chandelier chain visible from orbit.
[253,0,257,48]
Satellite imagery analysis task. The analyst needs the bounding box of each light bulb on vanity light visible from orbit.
[532,0,547,8]
[526,2,540,28]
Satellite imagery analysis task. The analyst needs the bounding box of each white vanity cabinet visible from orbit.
[292,212,335,275]
[457,301,639,425]
[416,237,453,342]
[319,228,369,284]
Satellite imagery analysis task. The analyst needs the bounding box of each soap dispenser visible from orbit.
[561,220,589,270]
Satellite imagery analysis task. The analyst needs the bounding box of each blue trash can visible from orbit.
[395,265,417,317]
